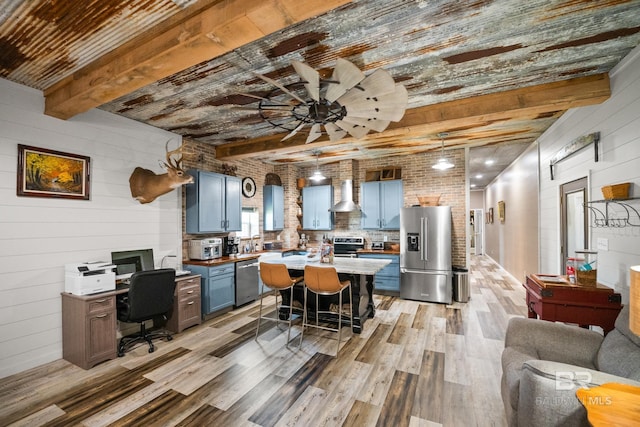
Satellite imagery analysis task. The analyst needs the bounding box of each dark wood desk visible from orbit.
[61,274,200,369]
[524,274,622,333]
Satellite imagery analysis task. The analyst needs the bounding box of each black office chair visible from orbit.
[116,268,176,356]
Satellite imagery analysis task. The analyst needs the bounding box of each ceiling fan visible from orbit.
[248,59,408,143]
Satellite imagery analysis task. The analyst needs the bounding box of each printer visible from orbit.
[65,261,116,295]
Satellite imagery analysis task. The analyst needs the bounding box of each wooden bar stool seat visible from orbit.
[301,265,353,355]
[256,262,304,347]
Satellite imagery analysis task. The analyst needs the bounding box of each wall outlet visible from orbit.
[383,235,388,242]
[597,237,608,251]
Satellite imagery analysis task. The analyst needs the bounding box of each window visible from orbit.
[240,207,259,238]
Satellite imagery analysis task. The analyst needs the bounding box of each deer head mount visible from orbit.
[129,141,194,204]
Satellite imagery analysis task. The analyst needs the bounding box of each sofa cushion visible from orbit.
[615,304,640,346]
[597,305,640,380]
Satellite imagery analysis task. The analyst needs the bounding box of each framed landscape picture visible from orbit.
[17,144,91,200]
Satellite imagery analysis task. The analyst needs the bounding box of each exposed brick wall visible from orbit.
[181,139,466,266]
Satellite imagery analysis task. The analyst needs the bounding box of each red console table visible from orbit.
[524,274,622,334]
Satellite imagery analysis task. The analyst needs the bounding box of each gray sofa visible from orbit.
[501,305,640,427]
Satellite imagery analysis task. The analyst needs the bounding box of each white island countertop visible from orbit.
[263,255,391,276]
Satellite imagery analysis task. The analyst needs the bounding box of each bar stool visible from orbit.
[301,265,353,355]
[256,262,304,346]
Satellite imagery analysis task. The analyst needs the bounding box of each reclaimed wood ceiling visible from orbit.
[1,0,640,175]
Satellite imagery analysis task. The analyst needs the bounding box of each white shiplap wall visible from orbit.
[0,79,183,378]
[538,45,640,303]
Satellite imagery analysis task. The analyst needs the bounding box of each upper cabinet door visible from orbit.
[225,176,242,231]
[264,185,284,231]
[360,180,403,230]
[302,185,333,230]
[361,181,382,229]
[380,180,403,229]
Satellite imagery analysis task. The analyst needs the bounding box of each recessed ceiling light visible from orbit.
[485,159,494,165]
[470,184,476,188]
[475,174,483,179]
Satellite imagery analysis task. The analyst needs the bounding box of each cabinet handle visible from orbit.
[187,290,194,294]
[95,314,108,318]
[95,299,107,303]
[187,301,194,305]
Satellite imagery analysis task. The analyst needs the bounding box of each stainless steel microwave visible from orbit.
[188,238,223,260]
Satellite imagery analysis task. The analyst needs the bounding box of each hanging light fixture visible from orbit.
[309,150,325,181]
[432,132,454,170]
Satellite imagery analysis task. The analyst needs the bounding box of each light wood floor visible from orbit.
[0,255,527,427]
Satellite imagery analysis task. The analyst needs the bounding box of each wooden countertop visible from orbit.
[183,253,261,267]
[357,249,400,255]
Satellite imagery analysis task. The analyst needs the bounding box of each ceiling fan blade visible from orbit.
[325,58,365,102]
[358,68,397,96]
[336,120,371,139]
[340,115,391,132]
[324,122,348,142]
[340,83,408,123]
[252,72,306,104]
[306,123,323,143]
[282,121,306,141]
[292,60,320,102]
[346,105,406,122]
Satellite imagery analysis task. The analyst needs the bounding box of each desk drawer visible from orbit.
[86,296,115,315]
[176,277,200,298]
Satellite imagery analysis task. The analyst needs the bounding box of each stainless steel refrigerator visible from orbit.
[400,206,452,303]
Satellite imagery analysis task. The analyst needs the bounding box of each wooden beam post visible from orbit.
[43,0,352,120]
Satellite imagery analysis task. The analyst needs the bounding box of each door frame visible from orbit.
[560,177,589,273]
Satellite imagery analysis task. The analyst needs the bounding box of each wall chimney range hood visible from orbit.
[330,179,361,212]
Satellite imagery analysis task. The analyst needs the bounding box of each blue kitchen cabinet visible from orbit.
[186,170,241,233]
[361,180,403,230]
[302,185,333,230]
[358,253,400,292]
[187,263,235,315]
[263,185,284,231]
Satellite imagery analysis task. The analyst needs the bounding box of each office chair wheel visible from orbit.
[148,345,155,353]
[167,335,173,341]
[118,351,124,357]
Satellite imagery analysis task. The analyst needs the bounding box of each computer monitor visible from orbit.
[111,248,155,280]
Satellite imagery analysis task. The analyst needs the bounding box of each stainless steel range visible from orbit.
[333,236,365,258]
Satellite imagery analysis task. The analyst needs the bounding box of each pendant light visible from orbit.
[309,150,326,181]
[432,132,454,170]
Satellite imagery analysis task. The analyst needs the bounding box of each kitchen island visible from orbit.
[263,255,391,333]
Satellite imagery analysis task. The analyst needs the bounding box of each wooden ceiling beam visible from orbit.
[215,73,610,160]
[43,0,351,120]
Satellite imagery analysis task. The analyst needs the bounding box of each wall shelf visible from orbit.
[585,198,640,227]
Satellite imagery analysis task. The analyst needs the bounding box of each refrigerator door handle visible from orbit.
[420,217,424,260]
[422,216,428,261]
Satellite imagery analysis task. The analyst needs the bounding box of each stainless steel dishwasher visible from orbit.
[235,259,259,306]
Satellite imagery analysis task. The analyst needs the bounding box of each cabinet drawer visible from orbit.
[176,277,200,296]
[374,275,400,291]
[86,296,115,315]
[209,264,235,277]
[178,285,200,301]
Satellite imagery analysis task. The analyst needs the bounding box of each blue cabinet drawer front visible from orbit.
[209,264,235,277]
[374,275,400,291]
